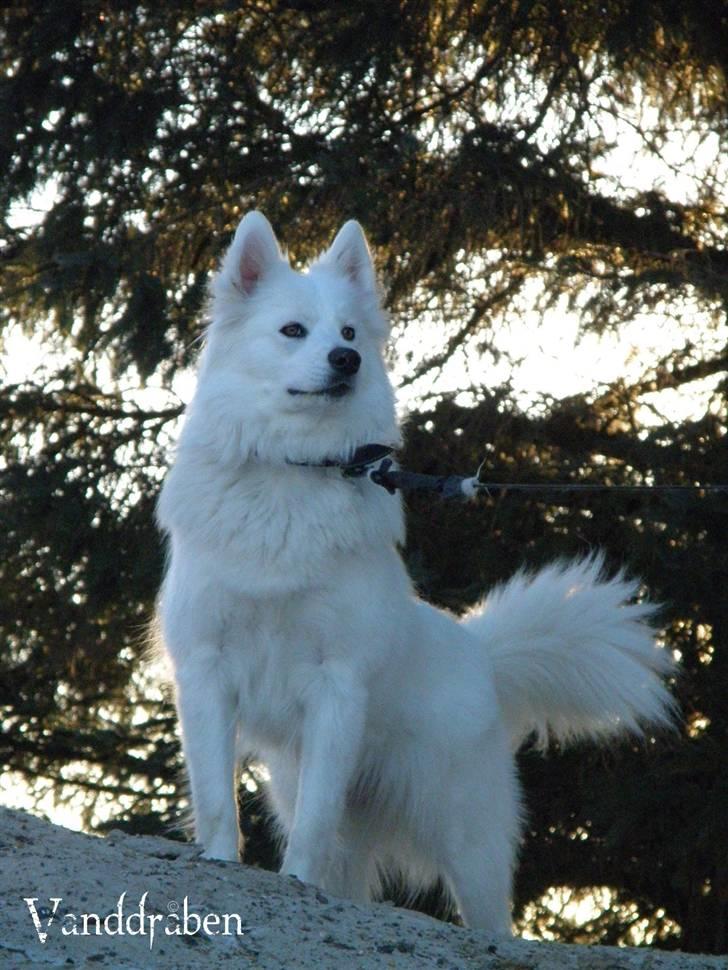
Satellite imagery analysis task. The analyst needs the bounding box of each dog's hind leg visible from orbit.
[439,742,520,936]
[443,828,514,934]
[325,816,379,903]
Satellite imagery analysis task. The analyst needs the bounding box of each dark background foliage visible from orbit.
[1,1,727,953]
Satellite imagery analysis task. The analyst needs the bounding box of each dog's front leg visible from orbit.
[174,655,241,862]
[281,664,365,888]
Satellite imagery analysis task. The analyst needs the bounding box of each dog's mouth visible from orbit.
[287,382,352,399]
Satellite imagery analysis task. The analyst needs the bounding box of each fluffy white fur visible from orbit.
[156,211,676,935]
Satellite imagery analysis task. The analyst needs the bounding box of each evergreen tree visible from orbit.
[1,2,726,952]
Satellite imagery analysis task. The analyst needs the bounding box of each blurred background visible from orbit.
[1,1,726,953]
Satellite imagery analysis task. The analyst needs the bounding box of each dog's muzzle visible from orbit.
[287,346,361,398]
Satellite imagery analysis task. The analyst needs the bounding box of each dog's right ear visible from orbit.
[224,211,284,295]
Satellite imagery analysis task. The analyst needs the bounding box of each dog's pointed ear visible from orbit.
[325,221,378,294]
[226,211,283,295]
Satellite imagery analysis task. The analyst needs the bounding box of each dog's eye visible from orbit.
[341,326,356,341]
[280,322,307,338]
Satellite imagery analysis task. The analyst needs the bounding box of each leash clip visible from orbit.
[369,458,398,494]
[340,444,395,478]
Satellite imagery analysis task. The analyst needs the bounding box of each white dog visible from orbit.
[155,211,676,935]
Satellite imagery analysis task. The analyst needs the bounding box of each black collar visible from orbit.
[286,443,395,477]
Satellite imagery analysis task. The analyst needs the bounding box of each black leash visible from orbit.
[311,444,728,501]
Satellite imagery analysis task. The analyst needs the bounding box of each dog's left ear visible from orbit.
[324,221,378,294]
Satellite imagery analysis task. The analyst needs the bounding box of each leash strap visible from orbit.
[340,450,479,499]
[366,459,476,499]
[338,447,728,501]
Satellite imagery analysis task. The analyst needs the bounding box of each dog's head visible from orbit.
[196,212,401,465]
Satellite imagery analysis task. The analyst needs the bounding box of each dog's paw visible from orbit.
[197,845,240,864]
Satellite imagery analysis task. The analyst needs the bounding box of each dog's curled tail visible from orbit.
[463,555,678,749]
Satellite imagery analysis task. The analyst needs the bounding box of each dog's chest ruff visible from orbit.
[158,455,404,595]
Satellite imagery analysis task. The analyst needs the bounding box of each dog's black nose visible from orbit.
[328,347,361,376]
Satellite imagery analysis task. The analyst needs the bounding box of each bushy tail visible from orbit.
[463,556,678,748]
